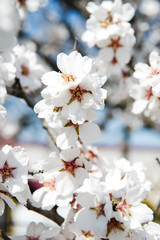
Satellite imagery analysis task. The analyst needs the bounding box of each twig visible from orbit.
[154,197,160,219]
[73,36,78,51]
[6,78,35,109]
[0,230,11,240]
[26,201,64,226]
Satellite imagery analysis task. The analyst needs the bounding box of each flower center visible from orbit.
[0,162,16,183]
[145,87,153,100]
[149,68,159,78]
[27,237,40,240]
[21,65,30,76]
[100,12,113,28]
[67,86,92,105]
[82,230,94,238]
[106,218,124,236]
[117,202,129,214]
[70,86,84,102]
[108,37,123,53]
[91,203,105,218]
[60,158,80,177]
[43,177,56,191]
[61,73,76,83]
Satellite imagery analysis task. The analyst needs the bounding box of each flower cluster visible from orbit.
[0,0,160,239]
[14,45,45,92]
[11,222,60,240]
[0,0,45,127]
[30,50,160,239]
[35,51,107,149]
[82,0,136,77]
[0,145,31,215]
[130,51,160,123]
[33,50,107,209]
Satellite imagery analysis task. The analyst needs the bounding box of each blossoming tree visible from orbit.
[0,0,160,239]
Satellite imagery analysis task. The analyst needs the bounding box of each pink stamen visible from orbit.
[145,87,153,100]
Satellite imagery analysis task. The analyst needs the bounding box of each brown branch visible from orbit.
[6,78,35,109]
[58,0,89,18]
[0,230,11,240]
[26,201,64,226]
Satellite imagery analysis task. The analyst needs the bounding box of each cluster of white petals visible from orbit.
[0,145,31,213]
[82,0,136,77]
[11,221,60,240]
[35,51,107,149]
[14,45,45,91]
[31,47,160,239]
[130,51,160,122]
[0,45,45,106]
[0,0,18,104]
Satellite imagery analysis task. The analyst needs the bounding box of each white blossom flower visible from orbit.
[32,171,71,210]
[75,188,112,238]
[104,221,145,240]
[14,45,45,92]
[82,0,135,47]
[96,26,135,77]
[0,145,29,195]
[33,148,90,198]
[39,51,107,124]
[0,52,16,103]
[54,148,90,196]
[144,222,160,240]
[130,51,160,122]
[0,183,16,216]
[111,188,153,230]
[11,222,60,240]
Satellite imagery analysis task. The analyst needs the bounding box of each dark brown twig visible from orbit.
[0,230,11,240]
[6,78,35,109]
[26,201,64,226]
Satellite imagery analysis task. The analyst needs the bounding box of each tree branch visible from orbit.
[6,78,35,109]
[26,201,64,226]
[0,230,11,240]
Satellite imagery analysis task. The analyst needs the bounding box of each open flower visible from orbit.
[82,0,135,48]
[39,51,107,124]
[0,145,29,195]
[75,190,112,238]
[130,51,160,122]
[0,183,16,216]
[11,222,60,240]
[14,45,45,92]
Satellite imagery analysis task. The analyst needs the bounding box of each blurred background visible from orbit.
[1,0,160,235]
